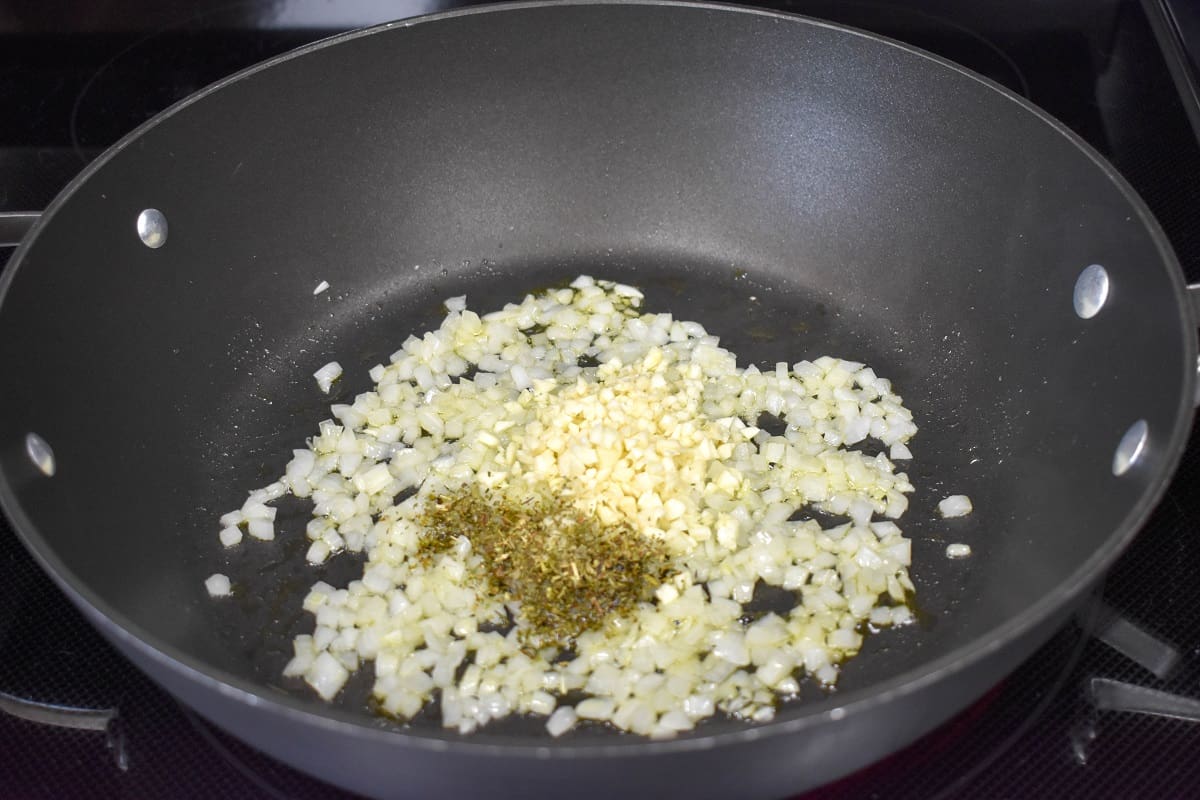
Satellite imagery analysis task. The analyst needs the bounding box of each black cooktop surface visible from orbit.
[3,1,1200,797]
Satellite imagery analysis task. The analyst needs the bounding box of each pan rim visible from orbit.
[0,0,1194,759]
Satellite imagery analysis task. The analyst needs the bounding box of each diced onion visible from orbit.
[247,518,275,541]
[938,495,973,518]
[204,573,232,597]
[215,276,933,737]
[546,706,578,737]
[946,543,972,559]
[314,361,343,394]
[307,652,350,701]
[218,526,243,547]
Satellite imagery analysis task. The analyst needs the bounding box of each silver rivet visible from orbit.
[136,208,168,249]
[1073,264,1109,319]
[25,433,56,477]
[1112,419,1148,476]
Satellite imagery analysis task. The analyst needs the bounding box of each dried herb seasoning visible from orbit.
[416,483,669,651]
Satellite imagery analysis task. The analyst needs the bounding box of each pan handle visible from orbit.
[0,212,40,248]
[0,689,116,732]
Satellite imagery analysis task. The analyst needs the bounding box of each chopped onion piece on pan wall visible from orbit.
[205,573,232,597]
[946,543,973,559]
[313,361,342,394]
[938,494,973,518]
[216,276,924,739]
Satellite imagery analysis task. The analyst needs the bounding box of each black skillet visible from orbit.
[0,3,1194,798]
